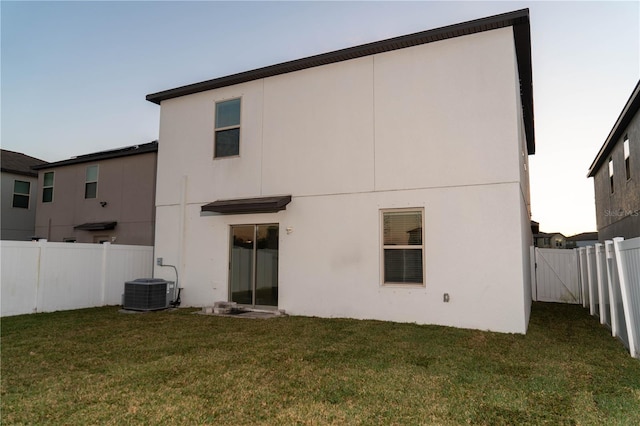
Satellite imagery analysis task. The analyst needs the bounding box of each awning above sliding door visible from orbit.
[74,221,118,231]
[201,195,292,214]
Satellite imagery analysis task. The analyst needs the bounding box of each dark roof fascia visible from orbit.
[146,9,534,153]
[33,141,158,171]
[1,167,38,177]
[588,80,640,177]
[202,195,292,214]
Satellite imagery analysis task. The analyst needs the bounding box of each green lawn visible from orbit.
[2,303,639,425]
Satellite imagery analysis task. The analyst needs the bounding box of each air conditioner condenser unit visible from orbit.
[123,278,173,311]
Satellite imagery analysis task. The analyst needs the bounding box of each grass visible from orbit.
[1,303,639,425]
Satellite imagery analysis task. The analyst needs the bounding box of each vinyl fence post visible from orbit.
[586,246,596,316]
[35,239,48,313]
[575,248,581,304]
[604,241,618,337]
[530,246,537,302]
[613,237,638,358]
[101,242,110,307]
[595,243,606,324]
[578,248,588,309]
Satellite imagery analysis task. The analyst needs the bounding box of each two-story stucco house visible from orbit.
[147,9,535,333]
[1,149,48,240]
[588,80,639,241]
[32,142,158,245]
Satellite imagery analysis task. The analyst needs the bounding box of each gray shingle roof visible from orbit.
[0,149,48,177]
[32,141,158,170]
[566,232,598,241]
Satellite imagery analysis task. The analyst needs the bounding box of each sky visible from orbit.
[2,1,639,236]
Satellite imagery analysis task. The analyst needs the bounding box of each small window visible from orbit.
[42,172,54,203]
[624,136,631,181]
[609,157,614,194]
[214,98,241,158]
[85,165,98,199]
[12,180,30,209]
[381,209,424,285]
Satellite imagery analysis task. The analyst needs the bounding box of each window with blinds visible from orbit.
[215,98,241,158]
[85,165,98,199]
[624,136,630,181]
[609,157,614,194]
[13,180,30,209]
[42,172,54,203]
[381,209,424,285]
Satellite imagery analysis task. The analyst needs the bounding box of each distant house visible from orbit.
[530,220,540,234]
[588,80,639,241]
[1,149,48,240]
[146,10,535,333]
[32,142,158,245]
[566,232,598,248]
[534,232,567,249]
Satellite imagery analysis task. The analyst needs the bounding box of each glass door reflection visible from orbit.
[229,224,278,307]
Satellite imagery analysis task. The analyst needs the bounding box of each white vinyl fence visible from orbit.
[1,240,153,317]
[533,236,640,358]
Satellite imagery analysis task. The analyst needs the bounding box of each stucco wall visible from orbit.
[594,109,640,241]
[34,152,157,245]
[1,172,39,240]
[153,27,533,333]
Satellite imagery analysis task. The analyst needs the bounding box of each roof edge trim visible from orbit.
[146,9,530,103]
[146,9,534,154]
[32,141,158,171]
[588,80,640,177]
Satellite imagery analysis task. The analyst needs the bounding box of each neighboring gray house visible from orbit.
[1,149,48,240]
[32,142,158,245]
[588,80,639,241]
[566,232,598,248]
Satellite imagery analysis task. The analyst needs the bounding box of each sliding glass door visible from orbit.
[229,224,278,307]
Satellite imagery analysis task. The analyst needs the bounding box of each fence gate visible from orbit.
[533,248,581,304]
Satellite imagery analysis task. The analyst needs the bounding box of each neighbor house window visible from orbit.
[12,180,30,209]
[624,136,631,181]
[609,157,614,194]
[381,209,424,285]
[85,165,98,199]
[42,172,54,203]
[214,98,241,158]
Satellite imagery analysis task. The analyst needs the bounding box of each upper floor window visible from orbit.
[624,136,631,181]
[214,98,241,158]
[85,165,98,199]
[42,172,54,203]
[381,209,425,285]
[12,180,30,209]
[608,157,614,194]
